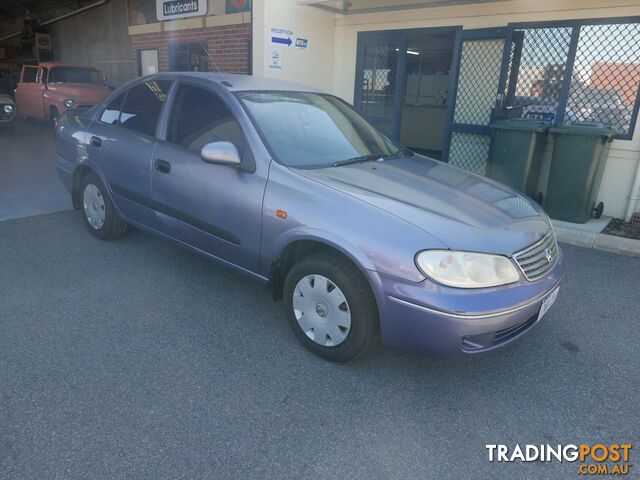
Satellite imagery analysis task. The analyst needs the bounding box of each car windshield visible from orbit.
[237,91,404,168]
[49,67,102,85]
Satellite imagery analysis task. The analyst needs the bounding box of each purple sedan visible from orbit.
[55,73,564,362]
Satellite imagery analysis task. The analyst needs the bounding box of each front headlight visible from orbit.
[3,104,14,114]
[416,250,520,288]
[64,98,74,108]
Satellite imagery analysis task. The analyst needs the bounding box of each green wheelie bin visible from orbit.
[545,123,615,223]
[488,119,550,200]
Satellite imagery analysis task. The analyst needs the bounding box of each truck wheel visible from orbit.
[80,172,128,240]
[283,253,379,362]
[50,108,60,126]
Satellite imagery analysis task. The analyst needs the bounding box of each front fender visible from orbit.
[44,92,65,117]
[267,226,378,274]
[261,162,446,284]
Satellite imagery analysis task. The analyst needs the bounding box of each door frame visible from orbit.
[354,26,461,141]
[353,30,406,139]
[441,27,513,170]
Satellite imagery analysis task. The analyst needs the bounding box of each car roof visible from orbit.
[152,72,323,93]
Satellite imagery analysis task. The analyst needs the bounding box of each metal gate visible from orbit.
[353,31,406,139]
[442,28,512,175]
[354,19,640,176]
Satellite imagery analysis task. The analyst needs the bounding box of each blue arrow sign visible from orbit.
[272,36,292,46]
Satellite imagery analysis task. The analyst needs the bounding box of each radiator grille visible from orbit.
[513,230,558,281]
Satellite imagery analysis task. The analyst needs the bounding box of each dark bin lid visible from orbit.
[549,122,616,139]
[489,118,550,133]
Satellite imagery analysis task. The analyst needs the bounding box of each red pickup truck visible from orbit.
[15,62,111,123]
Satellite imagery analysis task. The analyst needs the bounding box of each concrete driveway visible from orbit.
[1,210,639,479]
[0,120,71,222]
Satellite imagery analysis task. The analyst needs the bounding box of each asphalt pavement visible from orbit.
[1,210,639,479]
[0,121,71,222]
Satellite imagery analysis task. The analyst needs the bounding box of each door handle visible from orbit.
[154,159,171,174]
[90,136,102,148]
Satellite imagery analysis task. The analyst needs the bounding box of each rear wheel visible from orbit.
[80,172,127,240]
[283,254,379,362]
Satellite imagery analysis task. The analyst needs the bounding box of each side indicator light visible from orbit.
[276,209,288,219]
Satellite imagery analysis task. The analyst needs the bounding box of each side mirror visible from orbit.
[200,141,242,167]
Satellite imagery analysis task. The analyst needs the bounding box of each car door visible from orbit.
[15,65,45,118]
[150,81,267,272]
[87,78,173,225]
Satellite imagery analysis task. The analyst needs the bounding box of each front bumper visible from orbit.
[369,248,565,359]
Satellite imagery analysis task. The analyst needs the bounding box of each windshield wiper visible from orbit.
[332,149,415,168]
[332,154,385,167]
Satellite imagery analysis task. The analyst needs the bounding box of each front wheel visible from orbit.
[80,172,127,240]
[283,254,379,362]
[50,108,60,127]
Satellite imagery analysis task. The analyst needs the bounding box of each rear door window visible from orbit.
[119,79,172,137]
[99,93,125,125]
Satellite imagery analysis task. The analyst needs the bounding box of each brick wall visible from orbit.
[130,22,250,75]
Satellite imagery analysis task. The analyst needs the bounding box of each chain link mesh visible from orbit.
[448,133,490,175]
[504,27,572,121]
[566,23,640,134]
[454,39,504,125]
[505,22,640,136]
[448,39,505,175]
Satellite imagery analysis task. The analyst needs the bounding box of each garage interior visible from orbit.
[0,0,250,220]
[0,0,132,220]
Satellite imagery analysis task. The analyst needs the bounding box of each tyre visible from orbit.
[50,108,60,127]
[593,201,604,219]
[283,253,379,362]
[80,172,127,240]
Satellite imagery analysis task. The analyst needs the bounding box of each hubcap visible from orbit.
[83,183,106,230]
[292,274,351,347]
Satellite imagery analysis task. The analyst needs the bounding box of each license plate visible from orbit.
[539,286,559,321]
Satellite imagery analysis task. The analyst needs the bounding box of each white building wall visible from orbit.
[252,1,335,91]
[254,0,640,220]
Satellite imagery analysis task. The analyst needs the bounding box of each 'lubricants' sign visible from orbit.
[156,0,207,21]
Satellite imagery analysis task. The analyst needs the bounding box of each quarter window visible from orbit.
[100,93,125,125]
[167,84,245,153]
[119,79,172,137]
